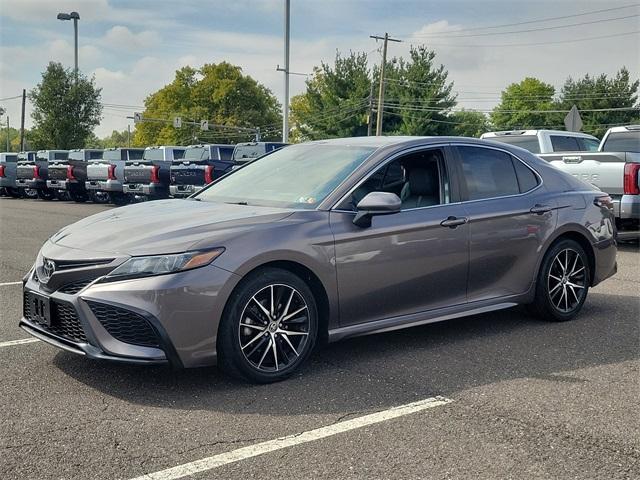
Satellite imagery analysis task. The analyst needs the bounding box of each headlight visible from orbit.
[105,248,225,281]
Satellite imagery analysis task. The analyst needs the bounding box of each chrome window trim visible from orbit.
[330,141,544,214]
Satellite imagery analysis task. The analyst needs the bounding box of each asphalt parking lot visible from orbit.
[1,198,638,480]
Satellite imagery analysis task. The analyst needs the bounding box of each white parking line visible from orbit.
[0,281,21,287]
[0,338,39,348]
[129,396,453,480]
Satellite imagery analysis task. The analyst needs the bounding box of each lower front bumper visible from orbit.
[19,321,168,365]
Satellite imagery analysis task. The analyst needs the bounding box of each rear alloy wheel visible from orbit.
[532,239,590,321]
[218,268,317,383]
[21,188,38,199]
[91,191,111,204]
[70,190,88,203]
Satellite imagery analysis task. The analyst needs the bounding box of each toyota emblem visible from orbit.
[41,259,56,283]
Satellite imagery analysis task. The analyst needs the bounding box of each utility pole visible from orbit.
[370,33,401,136]
[20,89,26,151]
[127,124,131,147]
[282,0,291,143]
[5,116,9,152]
[367,81,375,136]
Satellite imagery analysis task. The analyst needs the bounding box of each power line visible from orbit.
[382,103,640,114]
[0,95,22,102]
[408,13,640,39]
[407,29,640,48]
[396,4,639,36]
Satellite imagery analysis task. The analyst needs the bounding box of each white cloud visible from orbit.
[102,26,159,50]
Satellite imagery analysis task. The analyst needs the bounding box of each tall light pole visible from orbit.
[57,11,80,79]
[280,0,291,143]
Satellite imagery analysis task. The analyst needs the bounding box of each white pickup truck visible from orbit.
[538,125,640,240]
[480,129,600,154]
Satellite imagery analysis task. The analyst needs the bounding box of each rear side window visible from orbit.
[487,135,541,154]
[127,150,144,160]
[550,135,581,152]
[88,151,103,160]
[578,137,600,152]
[172,149,185,159]
[457,146,520,200]
[219,147,234,160]
[4,154,18,162]
[512,159,539,193]
[54,152,68,160]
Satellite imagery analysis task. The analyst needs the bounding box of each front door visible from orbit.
[329,146,469,327]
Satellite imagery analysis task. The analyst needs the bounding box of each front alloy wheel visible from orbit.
[218,268,317,383]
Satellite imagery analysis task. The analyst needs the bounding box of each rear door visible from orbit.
[452,144,557,302]
[330,145,469,327]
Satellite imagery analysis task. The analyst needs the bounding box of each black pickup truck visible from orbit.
[231,142,289,166]
[123,146,185,200]
[169,144,235,197]
[16,150,68,200]
[47,149,104,202]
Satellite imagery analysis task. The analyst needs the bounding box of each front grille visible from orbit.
[57,280,92,295]
[87,301,160,347]
[23,292,87,343]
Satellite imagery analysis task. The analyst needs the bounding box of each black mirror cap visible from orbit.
[353,192,401,228]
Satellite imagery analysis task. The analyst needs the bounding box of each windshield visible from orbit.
[196,144,375,209]
[142,148,165,161]
[103,150,121,161]
[601,131,640,153]
[487,135,540,153]
[182,147,209,161]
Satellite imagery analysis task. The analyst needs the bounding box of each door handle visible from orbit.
[530,204,552,215]
[440,216,468,228]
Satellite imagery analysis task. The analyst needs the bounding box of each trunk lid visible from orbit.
[171,162,207,186]
[47,162,69,181]
[87,161,112,181]
[124,162,154,183]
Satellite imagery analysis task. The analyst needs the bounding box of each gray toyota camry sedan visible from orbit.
[20,136,617,383]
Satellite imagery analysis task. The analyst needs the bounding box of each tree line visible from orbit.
[13,50,638,151]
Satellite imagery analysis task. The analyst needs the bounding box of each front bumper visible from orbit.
[20,264,241,368]
[123,183,164,196]
[86,179,123,192]
[170,184,203,197]
[16,178,44,189]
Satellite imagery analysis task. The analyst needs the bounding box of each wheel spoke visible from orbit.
[569,266,585,278]
[269,285,275,318]
[245,335,269,359]
[281,330,308,336]
[257,338,272,369]
[282,305,308,322]
[251,296,270,319]
[566,281,584,289]
[240,322,265,331]
[281,333,299,357]
[242,330,267,350]
[564,286,569,311]
[567,284,580,303]
[549,274,562,282]
[280,289,295,320]
[549,281,563,294]
[271,335,279,371]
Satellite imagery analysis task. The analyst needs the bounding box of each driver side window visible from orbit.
[341,147,448,211]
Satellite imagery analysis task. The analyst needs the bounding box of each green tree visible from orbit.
[555,67,640,138]
[134,62,281,145]
[89,129,132,148]
[449,110,490,138]
[490,77,558,130]
[0,126,20,152]
[382,45,457,135]
[29,62,102,149]
[290,51,371,141]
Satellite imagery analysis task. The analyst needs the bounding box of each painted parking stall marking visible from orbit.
[0,338,40,348]
[129,396,453,480]
[0,281,22,287]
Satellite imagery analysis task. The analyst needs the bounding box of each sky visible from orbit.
[1,0,639,138]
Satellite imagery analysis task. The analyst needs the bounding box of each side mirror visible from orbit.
[353,191,401,228]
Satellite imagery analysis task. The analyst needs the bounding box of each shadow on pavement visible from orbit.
[53,291,639,416]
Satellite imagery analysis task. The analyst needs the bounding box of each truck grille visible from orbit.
[87,301,160,347]
[23,292,87,343]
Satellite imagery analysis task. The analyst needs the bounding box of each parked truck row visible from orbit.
[0,141,287,205]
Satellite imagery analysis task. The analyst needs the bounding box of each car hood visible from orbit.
[50,199,295,256]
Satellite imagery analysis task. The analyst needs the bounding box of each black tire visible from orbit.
[37,188,55,200]
[70,190,88,203]
[7,187,21,198]
[530,239,590,322]
[217,268,318,383]
[108,192,129,206]
[22,188,38,199]
[55,190,71,201]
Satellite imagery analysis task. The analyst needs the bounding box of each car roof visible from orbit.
[303,135,508,149]
[481,129,597,138]
[606,125,640,133]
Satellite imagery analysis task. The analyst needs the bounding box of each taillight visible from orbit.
[33,165,40,179]
[107,164,116,180]
[594,194,614,210]
[66,165,75,180]
[204,165,214,184]
[623,163,640,195]
[0,165,5,178]
[150,165,160,183]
